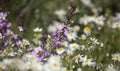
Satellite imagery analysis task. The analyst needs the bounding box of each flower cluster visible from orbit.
[0,12,11,48]
[0,1,120,71]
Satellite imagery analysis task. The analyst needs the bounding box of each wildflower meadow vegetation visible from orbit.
[0,0,120,71]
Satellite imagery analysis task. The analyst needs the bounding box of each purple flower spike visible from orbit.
[0,12,12,48]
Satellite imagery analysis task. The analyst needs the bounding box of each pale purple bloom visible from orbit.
[0,12,11,48]
[53,25,69,48]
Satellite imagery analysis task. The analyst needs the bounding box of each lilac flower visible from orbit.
[12,34,19,42]
[53,37,61,48]
[0,12,11,48]
[31,46,50,62]
[52,4,76,49]
[29,4,76,62]
[53,24,69,48]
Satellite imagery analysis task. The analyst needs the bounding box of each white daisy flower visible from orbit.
[74,54,83,63]
[112,53,120,62]
[62,41,69,47]
[47,21,62,33]
[95,16,105,26]
[24,53,38,62]
[0,62,6,70]
[26,62,33,70]
[56,47,65,55]
[31,62,43,71]
[81,0,94,8]
[33,38,41,45]
[14,59,27,71]
[105,64,117,71]
[67,32,77,41]
[7,51,16,56]
[77,68,82,71]
[69,43,80,51]
[3,58,13,66]
[62,67,69,71]
[69,25,80,32]
[80,34,87,40]
[81,44,94,51]
[89,37,99,45]
[83,26,91,35]
[54,9,66,20]
[112,22,120,29]
[48,56,61,71]
[66,49,74,55]
[88,15,96,22]
[79,16,89,25]
[20,39,30,48]
[80,56,96,67]
[43,63,52,71]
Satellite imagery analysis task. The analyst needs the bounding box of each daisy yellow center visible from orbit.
[115,55,120,59]
[30,56,35,61]
[86,44,90,48]
[7,51,12,55]
[85,59,89,63]
[46,40,50,45]
[97,18,102,22]
[84,27,91,31]
[5,62,9,65]
[115,23,119,26]
[2,51,6,55]
[17,60,24,66]
[91,40,95,43]
[33,39,39,44]
[35,34,41,39]
[28,63,32,67]
[72,45,77,49]
[66,57,70,63]
[58,47,63,51]
[35,66,39,70]
[22,41,28,46]
[83,17,87,21]
[75,56,79,59]
[90,16,94,18]
[64,69,68,71]
[70,33,73,37]
[52,63,58,67]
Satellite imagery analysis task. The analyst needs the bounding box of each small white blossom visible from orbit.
[95,16,105,26]
[83,26,91,35]
[112,53,120,62]
[56,47,65,55]
[105,64,117,71]
[69,43,80,51]
[80,56,96,67]
[33,27,43,32]
[67,32,77,41]
[18,26,23,31]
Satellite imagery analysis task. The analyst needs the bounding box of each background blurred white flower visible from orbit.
[54,9,66,20]
[47,21,63,33]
